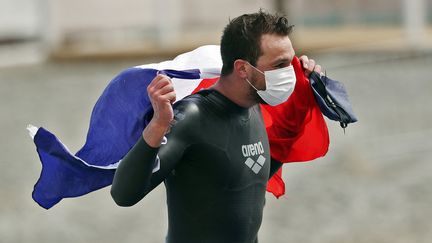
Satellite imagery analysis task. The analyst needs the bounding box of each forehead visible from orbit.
[257,34,295,66]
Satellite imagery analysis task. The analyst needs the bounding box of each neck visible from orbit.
[212,74,257,108]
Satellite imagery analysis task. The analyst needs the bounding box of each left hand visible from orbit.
[299,55,322,77]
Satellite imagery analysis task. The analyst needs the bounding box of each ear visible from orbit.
[233,59,249,79]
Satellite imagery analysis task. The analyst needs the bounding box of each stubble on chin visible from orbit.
[247,85,265,105]
[246,72,264,105]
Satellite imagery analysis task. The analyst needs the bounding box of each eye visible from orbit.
[275,62,287,69]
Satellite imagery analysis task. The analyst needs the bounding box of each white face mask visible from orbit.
[245,63,296,106]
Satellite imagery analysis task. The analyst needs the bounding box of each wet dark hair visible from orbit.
[220,10,293,76]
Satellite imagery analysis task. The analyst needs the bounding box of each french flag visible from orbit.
[28,45,329,209]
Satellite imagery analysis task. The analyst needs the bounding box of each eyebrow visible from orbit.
[271,57,292,66]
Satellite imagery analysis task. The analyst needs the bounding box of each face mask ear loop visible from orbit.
[245,78,258,91]
[246,62,265,76]
[245,62,265,92]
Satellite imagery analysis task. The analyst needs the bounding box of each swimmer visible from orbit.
[111,10,322,243]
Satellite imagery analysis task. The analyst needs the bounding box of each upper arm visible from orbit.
[111,98,201,206]
[143,98,202,192]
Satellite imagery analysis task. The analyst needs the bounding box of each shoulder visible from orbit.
[173,93,202,116]
[163,94,206,143]
[172,89,216,114]
[171,89,225,127]
[170,93,205,132]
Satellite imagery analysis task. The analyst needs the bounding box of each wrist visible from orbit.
[149,119,171,132]
[142,120,170,148]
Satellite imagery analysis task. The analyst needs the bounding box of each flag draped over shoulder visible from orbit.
[28,45,329,209]
[189,56,329,198]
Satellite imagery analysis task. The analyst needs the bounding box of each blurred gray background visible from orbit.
[1,0,431,242]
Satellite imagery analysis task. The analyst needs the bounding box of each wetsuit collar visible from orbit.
[199,89,251,115]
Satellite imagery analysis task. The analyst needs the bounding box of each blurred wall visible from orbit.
[44,0,273,52]
[0,0,431,59]
[0,0,40,40]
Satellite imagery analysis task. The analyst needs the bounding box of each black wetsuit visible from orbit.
[111,89,282,243]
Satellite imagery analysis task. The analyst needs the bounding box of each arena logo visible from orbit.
[241,141,266,174]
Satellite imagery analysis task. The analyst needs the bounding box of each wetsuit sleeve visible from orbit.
[111,137,158,206]
[269,158,283,179]
[111,99,200,206]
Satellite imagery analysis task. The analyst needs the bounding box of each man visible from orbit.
[111,10,321,242]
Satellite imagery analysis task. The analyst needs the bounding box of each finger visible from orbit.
[147,74,165,94]
[154,83,175,97]
[314,64,322,74]
[168,92,176,104]
[159,91,176,104]
[148,74,165,87]
[148,75,172,94]
[299,55,309,69]
[307,59,316,72]
[154,76,172,90]
[152,91,175,108]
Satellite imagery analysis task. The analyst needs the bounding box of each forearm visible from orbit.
[111,136,159,207]
[143,119,170,147]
